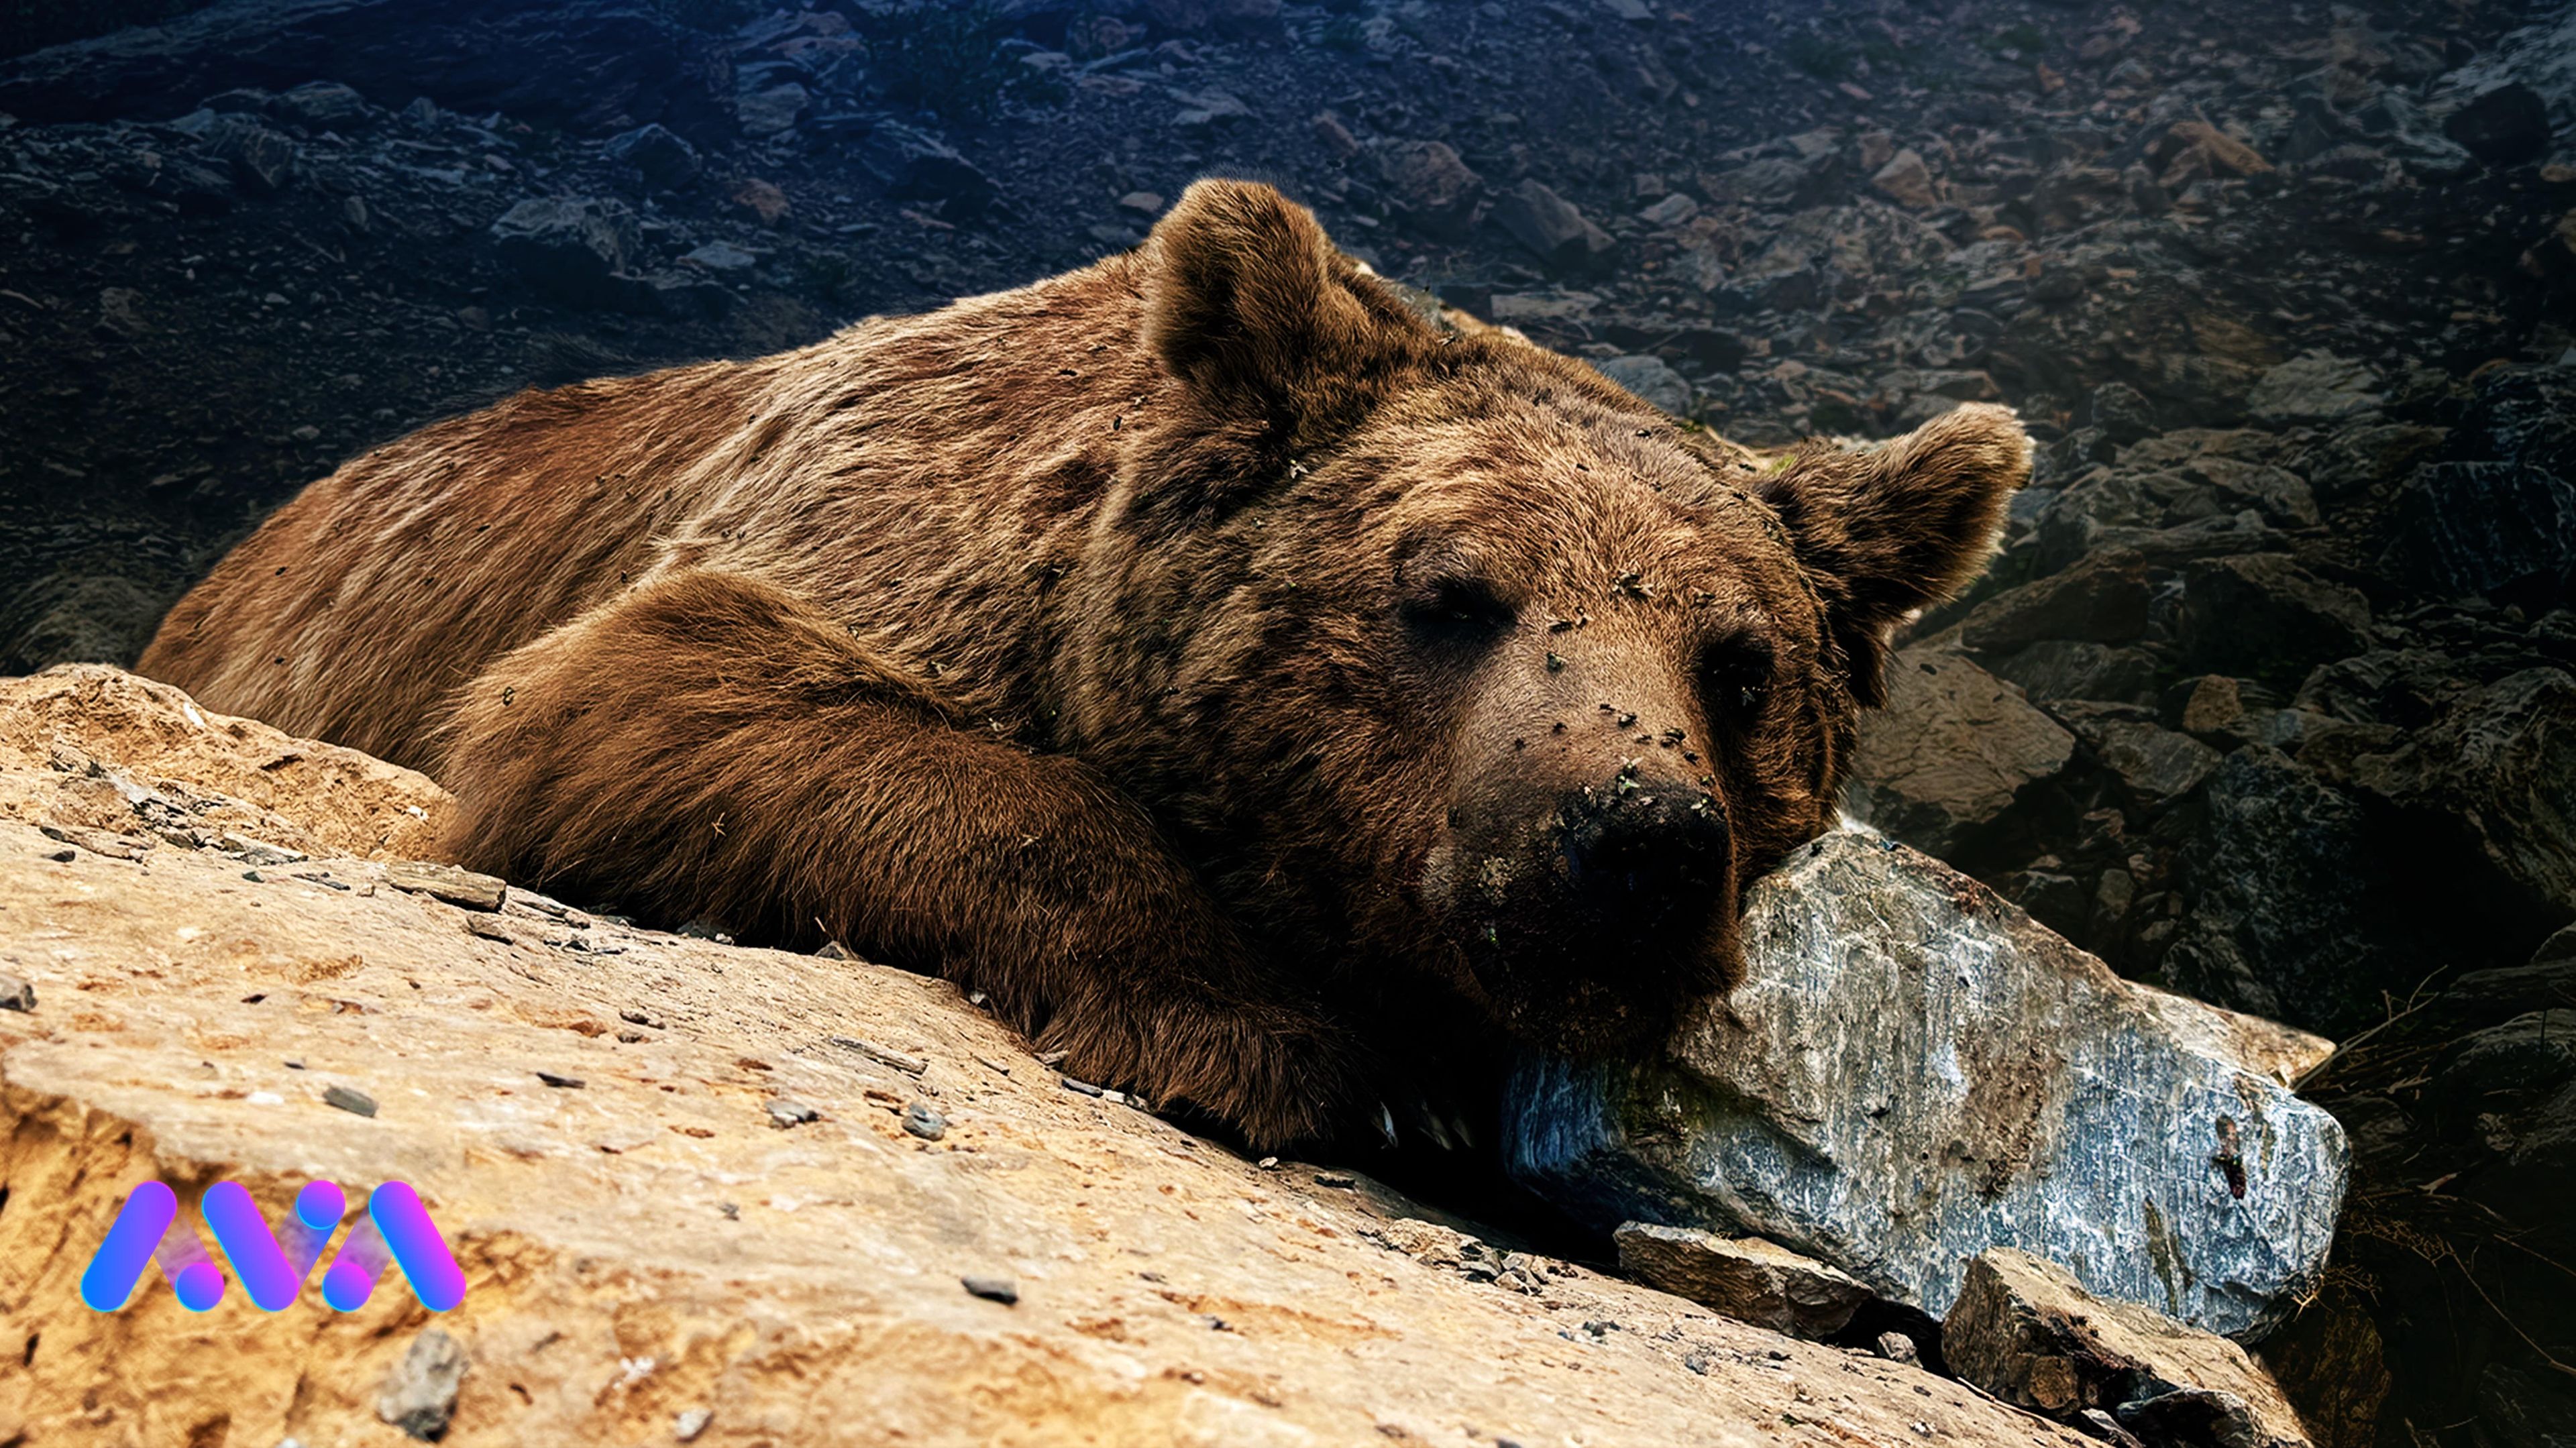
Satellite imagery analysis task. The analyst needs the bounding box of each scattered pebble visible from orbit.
[621,1009,665,1029]
[765,1099,819,1129]
[1876,1330,1920,1366]
[535,1071,584,1089]
[960,1274,1018,1305]
[323,1084,377,1117]
[902,1101,947,1139]
[814,939,858,960]
[674,1407,713,1442]
[1059,1076,1104,1097]
[1314,1172,1357,1189]
[44,848,74,862]
[39,824,151,860]
[0,972,35,1012]
[464,917,517,944]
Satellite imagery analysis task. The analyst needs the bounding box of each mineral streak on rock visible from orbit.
[1505,830,2348,1341]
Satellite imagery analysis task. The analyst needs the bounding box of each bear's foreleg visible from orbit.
[435,569,1366,1148]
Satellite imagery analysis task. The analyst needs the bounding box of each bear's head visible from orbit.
[1071,180,2029,1057]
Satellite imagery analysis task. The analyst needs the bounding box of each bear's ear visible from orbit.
[1142,179,1431,447]
[1754,404,2031,704]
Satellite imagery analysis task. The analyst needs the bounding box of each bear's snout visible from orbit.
[1556,775,1731,926]
[1426,763,1739,1058]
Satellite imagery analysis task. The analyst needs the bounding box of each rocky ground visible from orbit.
[1,0,2573,1445]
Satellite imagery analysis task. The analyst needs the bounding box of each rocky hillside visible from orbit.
[1,0,2572,1444]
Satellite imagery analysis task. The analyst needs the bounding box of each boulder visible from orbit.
[2379,461,2576,597]
[2443,82,2554,164]
[1943,1249,2312,1448]
[2174,555,2370,682]
[2247,354,2381,425]
[0,667,2106,1448]
[1611,1223,1870,1340]
[855,121,996,218]
[1591,355,1693,414]
[1377,140,1484,242]
[1845,648,2074,858]
[1490,179,1616,274]
[488,196,639,309]
[604,122,701,190]
[1505,830,2348,1340]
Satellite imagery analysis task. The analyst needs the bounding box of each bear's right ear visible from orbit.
[1142,179,1432,453]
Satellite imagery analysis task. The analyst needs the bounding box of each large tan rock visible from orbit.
[0,663,447,860]
[0,668,2099,1448]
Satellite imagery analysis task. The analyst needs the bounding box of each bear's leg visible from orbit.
[435,569,1364,1148]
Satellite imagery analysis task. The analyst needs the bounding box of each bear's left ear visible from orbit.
[1754,404,2031,704]
[1142,179,1433,451]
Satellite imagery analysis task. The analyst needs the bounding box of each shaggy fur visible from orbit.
[141,180,2029,1148]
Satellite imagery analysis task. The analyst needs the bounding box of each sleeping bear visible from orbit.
[142,179,2029,1148]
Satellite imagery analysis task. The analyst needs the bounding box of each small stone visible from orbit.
[2178,676,2247,738]
[1377,139,1485,241]
[1613,1223,1870,1339]
[2444,82,2553,165]
[1116,190,1165,215]
[674,1406,713,1441]
[464,917,517,945]
[324,1084,377,1117]
[1637,191,1699,227]
[902,1101,946,1139]
[1314,1171,1357,1188]
[2076,1409,2145,1448]
[766,1099,818,1129]
[488,197,639,309]
[814,939,859,960]
[961,1274,1019,1304]
[1061,1076,1105,1097]
[377,1327,467,1441]
[536,1071,584,1089]
[44,849,74,863]
[1876,1331,1919,1365]
[735,81,808,137]
[2114,1389,2271,1448]
[0,972,34,1012]
[1870,148,1939,208]
[385,860,507,911]
[681,240,758,272]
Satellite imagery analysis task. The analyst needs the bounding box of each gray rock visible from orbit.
[604,122,700,190]
[2445,82,2553,164]
[2379,461,2576,598]
[1612,1223,1870,1339]
[736,81,808,137]
[2175,555,2370,681]
[856,121,995,217]
[385,859,507,911]
[1491,179,1616,274]
[1943,1249,2312,1447]
[488,196,637,308]
[199,114,297,194]
[377,1327,467,1441]
[1986,640,2159,706]
[1961,556,2155,655]
[2162,748,2414,1037]
[1591,355,1691,415]
[1505,830,2348,1339]
[1846,649,2074,858]
[273,80,368,128]
[2072,718,2224,806]
[1377,140,1483,242]
[2248,353,2381,425]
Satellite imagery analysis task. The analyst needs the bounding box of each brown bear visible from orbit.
[140,180,2029,1149]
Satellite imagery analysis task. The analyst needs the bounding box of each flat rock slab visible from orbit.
[0,668,2098,1448]
[1505,830,2348,1340]
[1613,1223,1870,1339]
[1943,1247,2310,1447]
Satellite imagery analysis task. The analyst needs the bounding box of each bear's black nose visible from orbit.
[1555,776,1730,931]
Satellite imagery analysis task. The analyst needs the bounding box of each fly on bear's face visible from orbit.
[144,175,2029,1150]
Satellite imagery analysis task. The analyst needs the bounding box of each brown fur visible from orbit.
[141,180,2029,1148]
